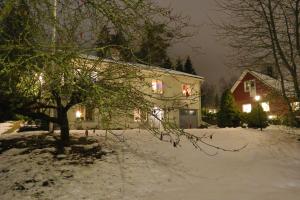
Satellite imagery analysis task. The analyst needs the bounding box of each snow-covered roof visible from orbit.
[80,54,204,80]
[231,69,294,96]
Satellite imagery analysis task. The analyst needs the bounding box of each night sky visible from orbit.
[157,0,240,85]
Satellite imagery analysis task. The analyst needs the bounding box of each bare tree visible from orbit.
[217,0,300,125]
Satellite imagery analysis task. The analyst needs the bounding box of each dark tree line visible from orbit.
[94,22,197,75]
[175,56,197,75]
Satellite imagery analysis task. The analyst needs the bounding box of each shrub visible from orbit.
[247,104,268,129]
[217,89,241,128]
[202,109,217,125]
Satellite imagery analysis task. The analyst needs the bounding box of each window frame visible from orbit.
[182,84,192,97]
[260,102,270,112]
[242,104,252,113]
[244,80,256,93]
[152,79,163,94]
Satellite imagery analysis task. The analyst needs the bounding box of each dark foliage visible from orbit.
[175,57,184,72]
[183,56,196,75]
[135,23,173,67]
[247,104,268,129]
[217,89,241,128]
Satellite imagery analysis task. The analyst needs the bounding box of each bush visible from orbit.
[202,110,217,125]
[217,89,241,128]
[247,104,268,129]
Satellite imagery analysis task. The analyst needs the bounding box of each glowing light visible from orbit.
[75,110,82,118]
[254,95,261,101]
[261,102,270,112]
[243,104,252,113]
[268,115,277,119]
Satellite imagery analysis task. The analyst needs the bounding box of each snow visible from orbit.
[1,126,300,200]
[0,121,13,135]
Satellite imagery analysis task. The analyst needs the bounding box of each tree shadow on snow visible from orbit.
[0,132,114,166]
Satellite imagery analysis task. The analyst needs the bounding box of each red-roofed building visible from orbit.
[231,70,293,118]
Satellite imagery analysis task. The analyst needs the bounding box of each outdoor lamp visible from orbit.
[254,95,261,101]
[75,110,82,118]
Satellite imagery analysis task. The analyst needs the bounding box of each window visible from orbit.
[261,102,270,112]
[152,79,163,94]
[182,84,192,97]
[75,105,85,120]
[268,115,277,119]
[85,106,94,121]
[133,109,141,122]
[243,104,252,113]
[152,107,164,120]
[244,80,256,97]
[208,109,217,114]
[291,102,300,111]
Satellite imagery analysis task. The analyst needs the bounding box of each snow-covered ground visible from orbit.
[1,126,300,200]
[0,121,13,135]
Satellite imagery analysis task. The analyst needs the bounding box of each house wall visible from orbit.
[232,72,288,117]
[67,67,203,130]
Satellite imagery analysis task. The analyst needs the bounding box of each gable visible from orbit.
[231,72,273,102]
[231,70,280,94]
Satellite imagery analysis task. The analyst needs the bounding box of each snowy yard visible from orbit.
[0,121,13,135]
[0,126,300,200]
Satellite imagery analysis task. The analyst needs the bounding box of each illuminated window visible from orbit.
[261,102,270,112]
[152,80,163,94]
[75,105,85,120]
[75,110,82,118]
[182,84,192,97]
[291,102,300,111]
[133,109,141,122]
[208,109,217,114]
[243,104,252,113]
[244,80,256,97]
[268,115,277,119]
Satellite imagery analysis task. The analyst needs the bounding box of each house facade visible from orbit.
[66,59,204,130]
[231,70,290,118]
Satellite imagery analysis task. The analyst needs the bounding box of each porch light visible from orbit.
[268,115,277,120]
[254,95,261,101]
[75,110,82,118]
[38,74,44,84]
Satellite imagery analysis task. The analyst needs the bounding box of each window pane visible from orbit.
[133,109,141,122]
[243,104,252,113]
[182,84,191,96]
[152,79,163,94]
[86,106,94,121]
[261,102,270,112]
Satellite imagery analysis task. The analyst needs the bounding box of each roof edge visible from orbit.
[80,54,204,80]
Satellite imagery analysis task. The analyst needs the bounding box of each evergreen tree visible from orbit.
[136,23,173,66]
[0,0,34,121]
[217,89,241,127]
[214,93,220,109]
[184,56,196,75]
[247,104,268,130]
[95,27,132,61]
[162,57,173,69]
[175,58,184,72]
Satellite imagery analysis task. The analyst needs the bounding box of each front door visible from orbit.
[149,107,164,129]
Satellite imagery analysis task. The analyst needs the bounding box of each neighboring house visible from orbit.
[67,57,204,130]
[231,70,295,118]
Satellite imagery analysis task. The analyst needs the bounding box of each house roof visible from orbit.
[80,54,204,80]
[231,69,294,96]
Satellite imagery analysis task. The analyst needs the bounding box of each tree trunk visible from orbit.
[57,107,70,145]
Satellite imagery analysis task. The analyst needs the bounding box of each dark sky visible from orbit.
[157,0,240,85]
